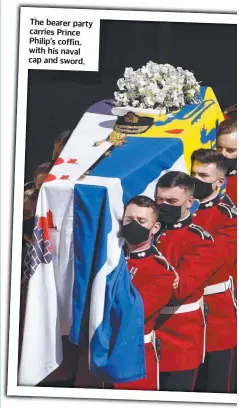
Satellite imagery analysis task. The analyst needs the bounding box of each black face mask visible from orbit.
[224,157,237,176]
[157,203,182,226]
[23,216,35,239]
[192,177,215,200]
[122,220,151,245]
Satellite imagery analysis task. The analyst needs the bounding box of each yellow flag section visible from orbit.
[125,87,224,173]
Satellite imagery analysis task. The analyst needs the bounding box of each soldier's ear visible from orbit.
[152,221,161,235]
[216,176,225,187]
[186,195,194,209]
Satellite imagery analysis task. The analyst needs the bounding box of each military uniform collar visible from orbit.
[126,245,158,259]
[163,213,192,231]
[198,193,221,210]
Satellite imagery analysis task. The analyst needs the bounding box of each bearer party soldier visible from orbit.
[114,196,176,391]
[216,119,237,206]
[154,171,223,392]
[191,148,237,393]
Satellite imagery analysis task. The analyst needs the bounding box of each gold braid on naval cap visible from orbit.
[114,112,154,134]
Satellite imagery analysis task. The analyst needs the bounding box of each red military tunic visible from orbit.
[226,170,237,207]
[154,214,223,372]
[115,245,175,390]
[192,194,237,352]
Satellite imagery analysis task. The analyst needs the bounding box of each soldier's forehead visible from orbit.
[192,161,217,172]
[217,132,237,147]
[125,204,152,216]
[156,186,187,197]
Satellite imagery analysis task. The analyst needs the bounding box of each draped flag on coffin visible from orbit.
[19,85,224,385]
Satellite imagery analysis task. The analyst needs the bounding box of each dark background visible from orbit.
[25,19,237,182]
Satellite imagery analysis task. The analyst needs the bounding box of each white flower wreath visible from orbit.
[114,62,201,116]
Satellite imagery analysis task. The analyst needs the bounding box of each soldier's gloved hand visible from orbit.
[154,255,179,289]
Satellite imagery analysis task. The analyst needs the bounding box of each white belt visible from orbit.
[204,278,232,295]
[158,297,207,364]
[144,332,153,344]
[204,276,237,309]
[144,332,152,344]
[159,297,204,315]
[145,297,207,386]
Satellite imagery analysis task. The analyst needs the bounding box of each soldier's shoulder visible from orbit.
[217,195,237,218]
[187,223,214,241]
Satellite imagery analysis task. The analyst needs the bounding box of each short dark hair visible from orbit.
[155,171,195,197]
[124,195,159,219]
[217,119,237,138]
[34,162,52,179]
[54,129,72,146]
[191,148,228,175]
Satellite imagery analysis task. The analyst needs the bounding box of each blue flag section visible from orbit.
[69,185,112,344]
[70,184,146,382]
[90,253,146,382]
[90,137,184,204]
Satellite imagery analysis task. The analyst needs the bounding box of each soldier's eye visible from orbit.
[138,219,146,223]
